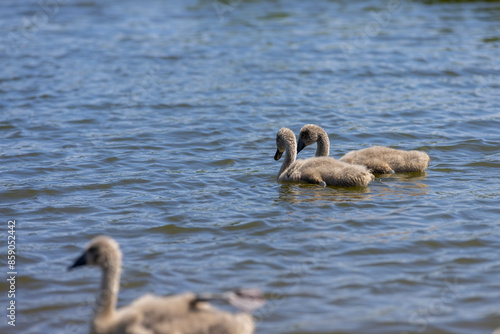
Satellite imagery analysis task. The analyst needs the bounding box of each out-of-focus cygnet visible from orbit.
[68,236,265,334]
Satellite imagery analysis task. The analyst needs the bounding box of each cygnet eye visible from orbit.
[87,246,100,262]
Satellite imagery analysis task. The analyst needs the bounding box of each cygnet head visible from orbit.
[297,124,322,153]
[274,128,294,161]
[68,236,122,270]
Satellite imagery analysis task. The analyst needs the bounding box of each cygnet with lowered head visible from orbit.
[297,124,430,174]
[68,235,265,334]
[274,127,373,187]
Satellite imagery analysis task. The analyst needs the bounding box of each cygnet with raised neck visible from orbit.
[297,124,430,174]
[274,128,373,187]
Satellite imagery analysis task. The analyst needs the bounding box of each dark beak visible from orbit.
[274,149,283,161]
[68,252,87,271]
[297,140,306,153]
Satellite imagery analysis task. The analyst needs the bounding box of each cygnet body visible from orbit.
[340,146,430,174]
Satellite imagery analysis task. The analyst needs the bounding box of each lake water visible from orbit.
[1,0,500,333]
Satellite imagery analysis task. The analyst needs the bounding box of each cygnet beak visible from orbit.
[274,149,283,161]
[297,140,306,153]
[68,252,87,271]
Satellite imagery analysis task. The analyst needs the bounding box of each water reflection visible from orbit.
[276,183,371,205]
[372,172,430,197]
[275,172,428,205]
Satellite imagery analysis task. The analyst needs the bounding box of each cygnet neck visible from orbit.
[315,129,330,157]
[278,130,297,178]
[95,259,121,321]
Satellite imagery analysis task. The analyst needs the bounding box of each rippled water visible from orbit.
[1,0,500,333]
